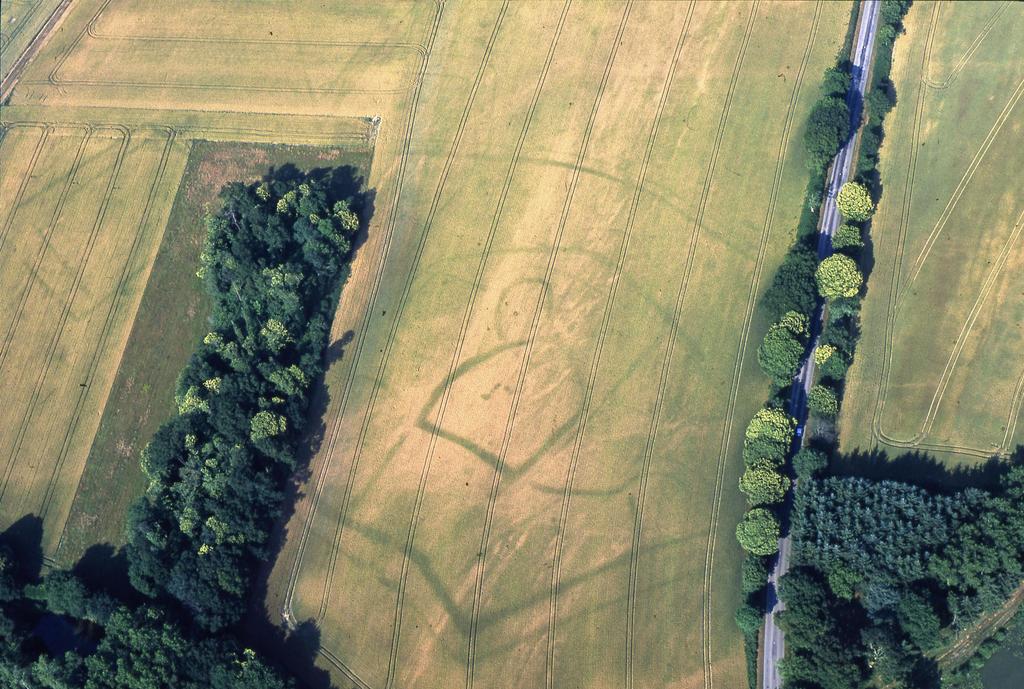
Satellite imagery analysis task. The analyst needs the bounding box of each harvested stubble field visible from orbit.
[839,0,1024,472]
[0,1,852,688]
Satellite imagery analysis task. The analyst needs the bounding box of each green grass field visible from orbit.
[839,1,1024,473]
[1,1,853,687]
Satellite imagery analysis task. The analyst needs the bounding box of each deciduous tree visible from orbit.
[836,181,874,220]
[816,254,863,299]
[736,508,781,556]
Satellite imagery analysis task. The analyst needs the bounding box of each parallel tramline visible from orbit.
[2,2,854,688]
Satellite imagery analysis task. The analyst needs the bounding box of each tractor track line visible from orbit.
[0,126,90,373]
[381,7,512,686]
[0,125,50,254]
[0,127,99,504]
[540,5,633,688]
[45,130,178,530]
[679,7,758,687]
[311,1,503,626]
[280,0,443,625]
[620,8,697,687]
[871,3,937,449]
[461,3,572,687]
[19,124,132,518]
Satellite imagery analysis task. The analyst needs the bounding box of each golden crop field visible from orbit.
[1,1,852,687]
[0,122,192,557]
[840,1,1024,471]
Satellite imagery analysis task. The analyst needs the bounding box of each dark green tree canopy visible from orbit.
[804,96,851,171]
[757,311,810,385]
[128,172,362,629]
[762,247,819,321]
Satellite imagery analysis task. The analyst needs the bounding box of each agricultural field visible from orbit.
[265,2,851,688]
[54,140,372,570]
[0,0,65,85]
[0,0,386,565]
[0,0,855,688]
[839,0,1024,472]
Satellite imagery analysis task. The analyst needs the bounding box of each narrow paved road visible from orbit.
[761,2,881,688]
[0,0,73,103]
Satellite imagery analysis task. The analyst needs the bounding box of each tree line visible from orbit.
[126,175,359,629]
[1,168,364,687]
[744,0,1024,686]
[731,2,911,687]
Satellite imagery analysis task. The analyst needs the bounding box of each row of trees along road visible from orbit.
[733,2,900,687]
[752,1,1024,687]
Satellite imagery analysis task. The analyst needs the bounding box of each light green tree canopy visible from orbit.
[814,343,837,365]
[739,466,791,505]
[250,411,287,441]
[808,384,840,417]
[836,181,874,220]
[816,253,863,299]
[736,508,781,556]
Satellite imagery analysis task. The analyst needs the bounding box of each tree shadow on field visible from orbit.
[71,543,140,606]
[830,447,1017,492]
[242,164,376,689]
[0,514,44,583]
[325,330,355,367]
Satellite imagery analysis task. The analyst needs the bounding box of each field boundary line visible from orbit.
[539,5,633,689]
[1,106,376,146]
[28,76,418,98]
[922,1,1009,90]
[0,124,91,392]
[0,125,106,506]
[460,3,572,688]
[279,1,444,633]
[46,130,179,539]
[0,124,49,254]
[379,6,511,687]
